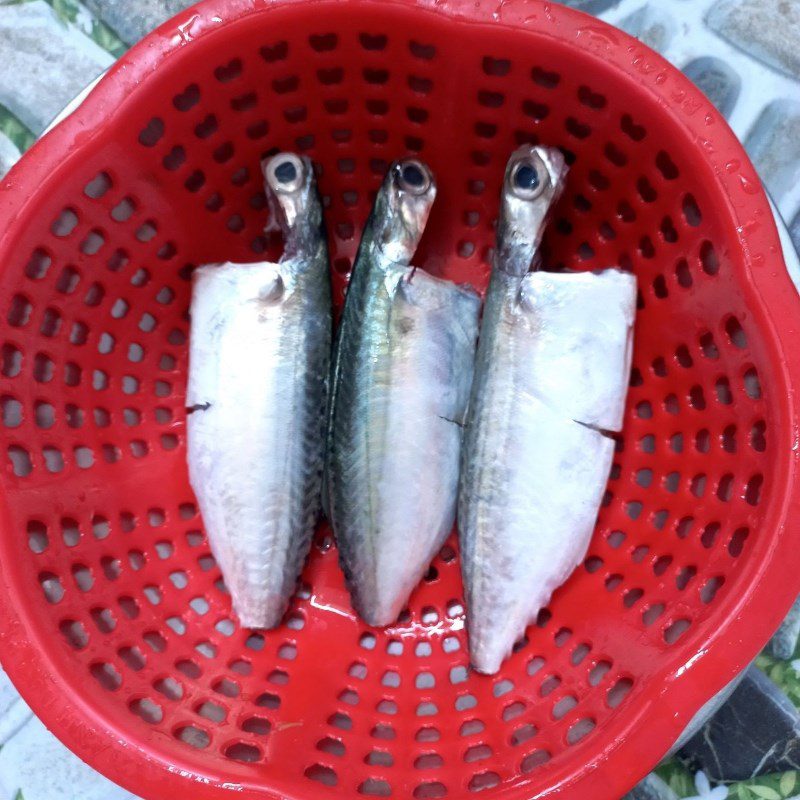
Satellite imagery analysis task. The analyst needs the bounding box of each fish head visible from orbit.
[262,152,324,257]
[496,145,569,276]
[373,159,437,266]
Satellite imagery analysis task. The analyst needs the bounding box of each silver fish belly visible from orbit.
[326,160,481,627]
[458,146,637,674]
[187,153,331,629]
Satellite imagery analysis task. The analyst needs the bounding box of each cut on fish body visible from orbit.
[187,153,331,629]
[326,159,481,627]
[458,145,637,674]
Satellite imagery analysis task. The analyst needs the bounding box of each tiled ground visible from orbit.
[0,1,798,799]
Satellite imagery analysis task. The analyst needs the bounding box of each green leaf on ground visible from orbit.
[91,18,127,58]
[779,772,797,795]
[0,105,35,152]
[49,0,79,24]
[655,760,696,796]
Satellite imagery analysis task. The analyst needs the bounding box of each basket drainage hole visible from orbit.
[682,194,702,226]
[729,527,750,557]
[745,474,763,506]
[91,661,121,691]
[214,56,242,82]
[213,678,241,698]
[415,753,443,770]
[39,572,64,603]
[173,82,200,111]
[553,695,577,719]
[242,716,272,736]
[566,717,596,745]
[176,659,202,679]
[267,668,288,686]
[468,773,500,792]
[607,678,634,708]
[305,764,337,786]
[749,420,766,452]
[138,117,164,147]
[724,315,747,349]
[370,722,394,739]
[663,618,691,645]
[27,520,48,553]
[642,603,665,626]
[510,723,537,747]
[359,779,392,796]
[119,647,147,672]
[521,749,551,772]
[130,698,163,723]
[744,368,761,399]
[621,113,645,141]
[329,712,352,731]
[116,597,138,621]
[59,619,88,649]
[571,644,591,666]
[676,566,697,590]
[317,736,345,757]
[623,588,644,608]
[701,576,725,604]
[588,661,611,686]
[72,564,94,591]
[176,725,209,749]
[154,677,183,700]
[51,208,79,237]
[414,783,447,799]
[197,700,226,722]
[225,742,261,763]
[84,171,112,199]
[378,699,399,715]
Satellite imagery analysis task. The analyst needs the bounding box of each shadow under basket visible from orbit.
[0,1,798,798]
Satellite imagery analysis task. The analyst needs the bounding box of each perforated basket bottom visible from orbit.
[0,1,789,798]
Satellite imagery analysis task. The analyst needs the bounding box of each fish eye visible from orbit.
[514,164,538,191]
[274,159,298,184]
[510,158,547,200]
[396,159,431,194]
[402,163,425,187]
[265,153,304,192]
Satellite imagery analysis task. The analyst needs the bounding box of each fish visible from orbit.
[186,152,331,629]
[458,145,637,674]
[326,159,481,627]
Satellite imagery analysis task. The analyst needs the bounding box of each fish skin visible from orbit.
[518,268,637,432]
[187,153,331,629]
[458,145,636,674]
[326,159,481,627]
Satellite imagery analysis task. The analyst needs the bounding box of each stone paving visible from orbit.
[0,1,798,799]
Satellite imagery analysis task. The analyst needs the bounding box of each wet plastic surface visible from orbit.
[0,1,798,798]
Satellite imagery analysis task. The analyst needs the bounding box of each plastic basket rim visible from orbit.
[0,1,798,798]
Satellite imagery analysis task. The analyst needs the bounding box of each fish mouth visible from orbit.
[505,145,567,201]
[394,158,433,196]
[264,152,306,194]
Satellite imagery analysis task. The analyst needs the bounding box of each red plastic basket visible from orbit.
[0,1,798,798]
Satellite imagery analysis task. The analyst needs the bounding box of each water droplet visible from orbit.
[725,160,740,173]
[739,174,759,195]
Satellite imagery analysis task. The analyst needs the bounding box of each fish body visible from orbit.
[187,153,331,629]
[326,160,481,626]
[458,146,636,674]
